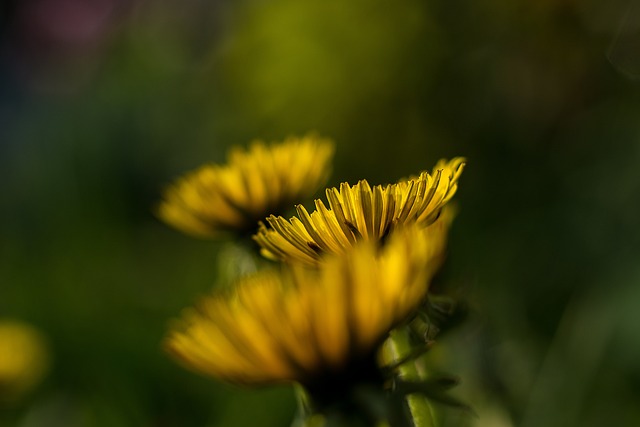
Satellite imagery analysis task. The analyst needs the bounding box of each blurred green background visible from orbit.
[1,0,640,426]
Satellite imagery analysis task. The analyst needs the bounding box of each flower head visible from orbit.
[0,320,49,403]
[253,157,465,264]
[165,223,447,388]
[157,135,334,238]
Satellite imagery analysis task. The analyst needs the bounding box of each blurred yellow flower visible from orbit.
[0,320,49,403]
[157,135,334,238]
[165,223,446,387]
[254,157,465,264]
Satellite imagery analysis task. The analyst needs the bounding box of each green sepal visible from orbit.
[394,379,474,415]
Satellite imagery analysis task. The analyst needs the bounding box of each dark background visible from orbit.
[2,0,639,426]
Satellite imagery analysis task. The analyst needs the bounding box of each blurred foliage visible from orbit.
[1,0,640,426]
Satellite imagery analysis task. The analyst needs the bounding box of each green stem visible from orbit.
[386,328,438,427]
[216,241,261,286]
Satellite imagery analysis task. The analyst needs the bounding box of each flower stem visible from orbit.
[387,327,438,427]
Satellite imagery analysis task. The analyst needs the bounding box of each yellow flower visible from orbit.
[164,223,447,387]
[253,157,465,264]
[0,320,49,403]
[157,135,334,238]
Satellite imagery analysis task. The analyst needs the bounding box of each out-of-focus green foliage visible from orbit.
[1,0,639,426]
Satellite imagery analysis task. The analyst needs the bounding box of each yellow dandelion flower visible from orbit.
[157,135,335,238]
[164,223,447,389]
[0,320,49,403]
[253,157,465,264]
